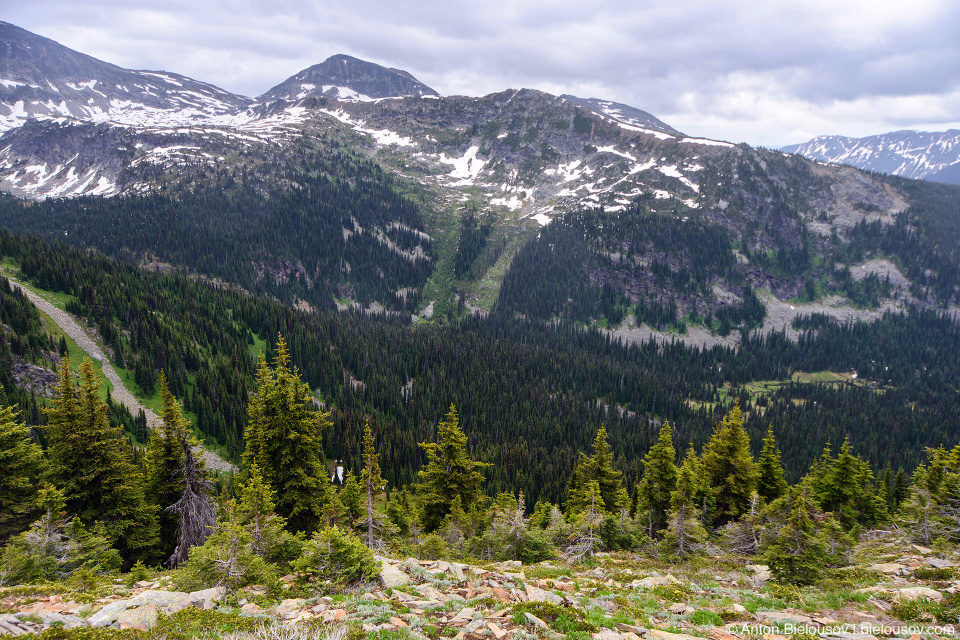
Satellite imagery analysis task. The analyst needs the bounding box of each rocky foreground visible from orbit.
[0,542,958,639]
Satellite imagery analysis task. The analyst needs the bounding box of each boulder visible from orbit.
[188,586,226,610]
[757,611,813,625]
[117,604,158,631]
[128,591,193,616]
[380,562,411,588]
[895,587,943,602]
[525,584,563,605]
[88,600,133,628]
[927,557,953,569]
[868,563,906,575]
[647,630,702,640]
[745,564,772,581]
[29,612,87,630]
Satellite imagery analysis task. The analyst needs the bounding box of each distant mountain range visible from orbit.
[784,130,960,185]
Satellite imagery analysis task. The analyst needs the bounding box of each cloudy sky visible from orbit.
[7,0,960,147]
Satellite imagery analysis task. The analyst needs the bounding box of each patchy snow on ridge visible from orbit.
[439,145,486,185]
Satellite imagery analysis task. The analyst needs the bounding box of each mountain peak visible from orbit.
[258,54,439,103]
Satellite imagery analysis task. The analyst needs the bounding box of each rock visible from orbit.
[0,614,35,637]
[488,621,508,639]
[927,557,953,568]
[275,599,306,619]
[708,630,741,640]
[634,575,679,588]
[30,612,87,629]
[88,600,133,628]
[390,617,408,628]
[868,563,906,575]
[451,607,475,623]
[525,612,549,629]
[617,623,647,634]
[756,611,812,625]
[593,630,624,640]
[820,634,878,640]
[380,562,411,588]
[647,630,702,640]
[895,587,943,602]
[668,602,693,615]
[526,584,563,605]
[730,603,747,614]
[503,571,526,582]
[129,590,193,615]
[745,565,772,581]
[912,545,933,554]
[117,603,158,631]
[491,587,512,602]
[450,563,466,582]
[188,587,226,609]
[321,609,346,622]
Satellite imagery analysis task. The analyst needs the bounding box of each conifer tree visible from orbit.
[415,404,489,532]
[568,426,628,515]
[0,405,45,541]
[361,419,386,548]
[638,422,677,536]
[757,425,788,503]
[340,471,363,526]
[700,401,757,525]
[242,336,332,534]
[44,359,158,563]
[662,443,708,560]
[764,486,827,585]
[234,464,292,563]
[145,372,187,560]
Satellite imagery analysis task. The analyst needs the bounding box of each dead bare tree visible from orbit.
[167,435,217,568]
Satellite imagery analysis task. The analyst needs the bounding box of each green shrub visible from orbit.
[912,566,957,581]
[509,602,597,634]
[690,610,724,626]
[174,527,275,592]
[0,519,120,586]
[293,526,380,585]
[415,534,448,561]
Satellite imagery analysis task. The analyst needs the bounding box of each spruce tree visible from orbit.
[145,372,186,561]
[243,336,332,534]
[0,404,46,541]
[638,422,677,536]
[663,444,708,561]
[44,359,158,563]
[415,404,489,532]
[756,425,787,503]
[764,486,827,585]
[700,401,757,525]
[568,426,628,515]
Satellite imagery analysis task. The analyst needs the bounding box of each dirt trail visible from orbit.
[12,281,235,472]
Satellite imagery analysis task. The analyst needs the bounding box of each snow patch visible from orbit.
[681,137,734,148]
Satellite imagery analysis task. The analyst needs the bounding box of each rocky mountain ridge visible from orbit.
[1,20,957,332]
[784,129,960,185]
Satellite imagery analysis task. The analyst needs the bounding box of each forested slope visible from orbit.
[2,232,959,507]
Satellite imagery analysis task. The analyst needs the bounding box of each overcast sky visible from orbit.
[6,0,960,147]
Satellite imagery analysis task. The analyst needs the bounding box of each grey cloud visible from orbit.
[6,0,960,146]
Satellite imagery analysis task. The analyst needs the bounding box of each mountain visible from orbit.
[560,94,682,137]
[1,20,959,332]
[0,20,251,133]
[783,129,960,184]
[256,54,439,104]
